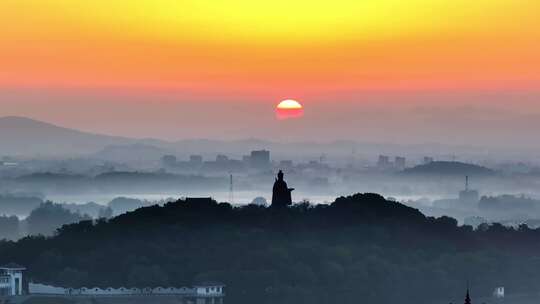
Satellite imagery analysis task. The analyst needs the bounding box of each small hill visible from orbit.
[402,161,495,176]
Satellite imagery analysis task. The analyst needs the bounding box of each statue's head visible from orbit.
[277,170,284,181]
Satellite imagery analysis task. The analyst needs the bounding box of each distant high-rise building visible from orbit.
[423,156,434,164]
[377,155,390,168]
[394,156,406,170]
[250,150,270,169]
[161,155,177,167]
[189,155,203,164]
[279,160,293,168]
[216,154,229,163]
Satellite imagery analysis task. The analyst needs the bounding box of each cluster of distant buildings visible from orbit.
[0,263,224,303]
[28,283,224,299]
[162,150,271,173]
[376,155,407,171]
[376,155,434,171]
[162,149,439,175]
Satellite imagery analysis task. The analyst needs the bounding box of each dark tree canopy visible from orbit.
[26,201,91,236]
[1,193,540,304]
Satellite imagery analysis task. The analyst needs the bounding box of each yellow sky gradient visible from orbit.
[1,0,539,95]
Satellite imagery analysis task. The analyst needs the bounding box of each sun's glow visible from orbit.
[277,99,303,110]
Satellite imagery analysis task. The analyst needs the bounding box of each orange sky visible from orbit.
[1,1,540,145]
[1,0,539,95]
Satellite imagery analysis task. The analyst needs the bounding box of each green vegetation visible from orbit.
[2,193,540,304]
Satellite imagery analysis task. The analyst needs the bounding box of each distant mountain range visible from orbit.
[0,116,138,157]
[0,116,487,161]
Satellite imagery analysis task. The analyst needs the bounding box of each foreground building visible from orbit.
[0,263,25,296]
[493,286,505,298]
[29,282,224,303]
[1,263,224,303]
[28,281,224,303]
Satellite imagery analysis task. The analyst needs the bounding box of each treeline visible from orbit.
[0,202,92,239]
[0,194,43,215]
[1,194,540,304]
[0,196,172,239]
[9,171,228,194]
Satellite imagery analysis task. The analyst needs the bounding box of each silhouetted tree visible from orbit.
[26,201,91,236]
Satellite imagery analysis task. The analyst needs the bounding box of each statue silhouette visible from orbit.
[271,170,294,208]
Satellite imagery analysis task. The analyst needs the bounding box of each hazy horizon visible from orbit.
[2,1,540,149]
[2,89,540,150]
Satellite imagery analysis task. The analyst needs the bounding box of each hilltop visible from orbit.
[402,161,495,176]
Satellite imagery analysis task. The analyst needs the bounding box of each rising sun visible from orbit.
[276,99,304,120]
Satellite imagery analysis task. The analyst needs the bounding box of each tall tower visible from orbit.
[229,174,234,205]
[459,175,479,203]
[464,287,472,304]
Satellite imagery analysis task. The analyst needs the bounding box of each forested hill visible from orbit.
[402,161,496,176]
[2,194,540,304]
